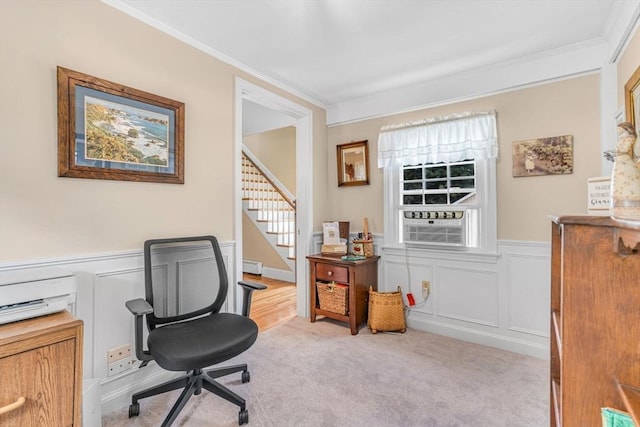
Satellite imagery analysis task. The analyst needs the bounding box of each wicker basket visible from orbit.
[367,286,406,334]
[316,282,349,315]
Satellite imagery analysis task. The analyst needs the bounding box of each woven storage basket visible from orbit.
[367,286,406,334]
[316,282,349,315]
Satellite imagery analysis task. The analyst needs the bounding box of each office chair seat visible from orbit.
[148,313,259,371]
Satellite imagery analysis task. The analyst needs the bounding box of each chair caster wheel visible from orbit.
[239,409,249,425]
[242,370,250,383]
[128,402,140,418]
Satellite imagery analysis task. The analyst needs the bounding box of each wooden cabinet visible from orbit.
[551,216,640,426]
[0,311,83,426]
[307,254,379,335]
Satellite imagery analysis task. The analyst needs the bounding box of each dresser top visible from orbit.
[551,215,640,230]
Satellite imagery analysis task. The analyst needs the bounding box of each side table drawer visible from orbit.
[315,263,349,283]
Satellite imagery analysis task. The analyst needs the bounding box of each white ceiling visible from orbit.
[107,0,639,125]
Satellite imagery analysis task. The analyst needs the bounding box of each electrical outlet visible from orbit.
[422,280,430,298]
[107,344,132,363]
[108,356,135,376]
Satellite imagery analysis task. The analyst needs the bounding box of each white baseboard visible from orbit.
[261,266,295,282]
[406,317,549,360]
[100,368,181,417]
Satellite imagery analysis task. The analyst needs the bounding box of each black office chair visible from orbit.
[125,236,266,426]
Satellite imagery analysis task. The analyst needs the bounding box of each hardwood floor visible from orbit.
[244,274,297,331]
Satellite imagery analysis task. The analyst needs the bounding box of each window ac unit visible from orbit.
[402,210,466,246]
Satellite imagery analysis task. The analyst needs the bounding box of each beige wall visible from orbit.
[243,126,296,193]
[242,214,290,270]
[618,25,640,112]
[0,0,327,262]
[328,74,601,242]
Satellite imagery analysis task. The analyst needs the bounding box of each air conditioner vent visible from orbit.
[402,210,466,246]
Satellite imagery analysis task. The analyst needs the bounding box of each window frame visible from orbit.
[383,157,497,253]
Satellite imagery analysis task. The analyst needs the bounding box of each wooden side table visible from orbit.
[307,254,379,335]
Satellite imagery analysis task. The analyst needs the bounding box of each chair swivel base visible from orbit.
[129,364,251,426]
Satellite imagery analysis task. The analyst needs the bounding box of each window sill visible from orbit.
[380,244,500,264]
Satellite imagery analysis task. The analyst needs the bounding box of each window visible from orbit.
[378,112,497,252]
[402,160,476,206]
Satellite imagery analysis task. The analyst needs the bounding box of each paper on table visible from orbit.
[323,222,341,245]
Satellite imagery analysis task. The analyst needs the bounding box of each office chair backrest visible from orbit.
[143,236,228,331]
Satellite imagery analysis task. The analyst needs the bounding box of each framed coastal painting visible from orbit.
[625,64,640,131]
[337,140,369,187]
[57,67,185,184]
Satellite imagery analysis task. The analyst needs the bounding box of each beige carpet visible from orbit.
[102,317,549,426]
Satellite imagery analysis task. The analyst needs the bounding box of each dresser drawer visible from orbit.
[0,339,76,426]
[315,263,349,283]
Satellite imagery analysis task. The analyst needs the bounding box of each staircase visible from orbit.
[242,150,295,274]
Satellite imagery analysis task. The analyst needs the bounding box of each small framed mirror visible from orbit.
[337,140,369,187]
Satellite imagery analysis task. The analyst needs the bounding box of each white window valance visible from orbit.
[377,111,498,168]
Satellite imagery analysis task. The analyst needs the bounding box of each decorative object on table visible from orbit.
[57,67,185,184]
[512,135,573,177]
[601,407,634,427]
[352,217,374,257]
[316,281,349,315]
[625,64,640,130]
[338,221,350,241]
[341,254,366,261]
[367,286,406,334]
[321,221,347,255]
[337,140,369,186]
[609,122,640,220]
[587,176,611,216]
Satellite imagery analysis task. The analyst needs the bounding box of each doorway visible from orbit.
[234,78,313,319]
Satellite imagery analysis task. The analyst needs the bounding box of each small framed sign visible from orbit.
[587,176,611,215]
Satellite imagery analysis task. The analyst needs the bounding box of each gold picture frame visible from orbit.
[57,67,185,184]
[625,64,640,130]
[337,140,369,187]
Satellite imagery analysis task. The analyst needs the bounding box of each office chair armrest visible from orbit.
[238,281,267,317]
[125,298,154,363]
[126,298,153,316]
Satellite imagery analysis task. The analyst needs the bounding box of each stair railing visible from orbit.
[242,148,296,253]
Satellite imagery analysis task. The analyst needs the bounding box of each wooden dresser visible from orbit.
[0,311,83,426]
[308,254,379,335]
[551,216,640,426]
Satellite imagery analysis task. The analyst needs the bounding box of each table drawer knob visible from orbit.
[0,396,26,415]
[327,271,333,276]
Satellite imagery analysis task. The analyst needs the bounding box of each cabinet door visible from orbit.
[0,338,77,426]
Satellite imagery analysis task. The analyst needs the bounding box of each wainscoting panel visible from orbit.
[94,267,145,380]
[436,266,499,327]
[505,252,550,337]
[380,240,551,359]
[382,258,435,314]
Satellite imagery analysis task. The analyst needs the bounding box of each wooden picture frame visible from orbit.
[625,64,640,131]
[57,66,185,184]
[337,140,369,187]
[512,135,573,177]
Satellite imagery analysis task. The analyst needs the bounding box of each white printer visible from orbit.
[0,267,76,324]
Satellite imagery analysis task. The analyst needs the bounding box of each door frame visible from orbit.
[234,78,313,318]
